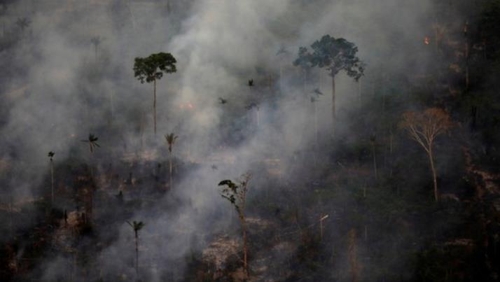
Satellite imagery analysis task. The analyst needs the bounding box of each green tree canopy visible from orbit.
[133,52,177,134]
[133,52,177,83]
[295,35,364,79]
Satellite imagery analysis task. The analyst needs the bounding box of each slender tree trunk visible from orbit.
[348,228,359,282]
[371,142,378,180]
[434,22,439,52]
[280,65,283,94]
[314,101,318,166]
[256,107,260,128]
[153,79,157,135]
[331,75,336,136]
[319,213,325,241]
[9,199,13,237]
[51,160,54,206]
[241,218,248,279]
[109,91,114,124]
[169,152,173,190]
[135,231,139,278]
[73,251,77,282]
[428,148,439,202]
[314,101,318,148]
[357,80,361,105]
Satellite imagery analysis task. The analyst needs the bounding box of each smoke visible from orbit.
[0,0,447,280]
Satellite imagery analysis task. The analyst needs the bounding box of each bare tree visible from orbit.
[400,108,453,202]
[165,133,178,190]
[218,173,251,279]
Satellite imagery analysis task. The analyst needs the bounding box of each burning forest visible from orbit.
[1,0,500,281]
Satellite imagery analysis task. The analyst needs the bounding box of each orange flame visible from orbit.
[179,102,195,110]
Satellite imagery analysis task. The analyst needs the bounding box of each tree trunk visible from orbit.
[153,79,157,135]
[348,228,359,282]
[314,101,318,148]
[135,231,139,278]
[109,91,114,124]
[331,75,336,136]
[279,65,283,94]
[428,148,439,202]
[314,101,318,166]
[371,142,378,180]
[357,80,361,105]
[51,160,54,206]
[256,107,260,128]
[169,152,173,190]
[242,218,249,279]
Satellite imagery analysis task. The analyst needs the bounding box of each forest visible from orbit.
[0,0,499,281]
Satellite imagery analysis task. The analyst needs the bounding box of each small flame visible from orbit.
[424,37,430,45]
[179,102,194,110]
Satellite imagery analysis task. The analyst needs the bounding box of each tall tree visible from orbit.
[218,174,251,279]
[165,133,178,190]
[127,220,145,279]
[399,108,453,202]
[133,52,177,134]
[48,151,55,206]
[294,35,364,136]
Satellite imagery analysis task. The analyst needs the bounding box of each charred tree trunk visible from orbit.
[169,152,173,190]
[371,141,378,180]
[241,217,248,279]
[331,75,336,137]
[135,230,139,278]
[50,159,54,206]
[153,79,157,135]
[348,229,359,282]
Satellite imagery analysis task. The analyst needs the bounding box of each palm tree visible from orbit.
[81,134,100,153]
[48,151,55,205]
[127,220,145,278]
[81,134,100,179]
[165,133,178,190]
